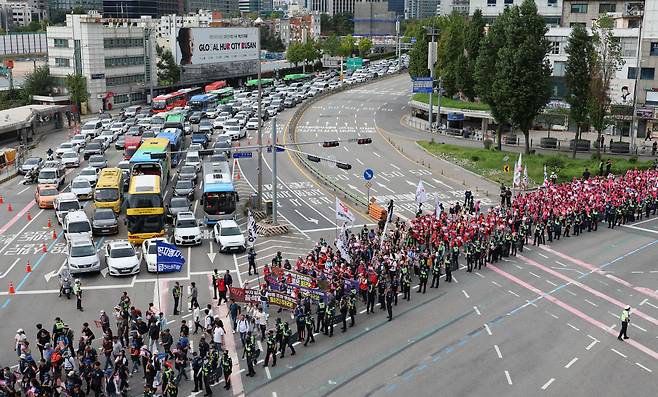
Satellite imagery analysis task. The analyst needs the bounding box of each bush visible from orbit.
[483,139,493,150]
[629,155,638,163]
[470,155,480,162]
[545,156,565,169]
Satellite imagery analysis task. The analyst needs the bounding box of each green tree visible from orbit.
[22,65,53,98]
[286,42,305,67]
[302,40,321,72]
[495,0,552,154]
[320,14,333,35]
[358,37,373,57]
[333,13,354,36]
[589,16,624,159]
[156,47,180,86]
[323,34,341,57]
[338,35,355,58]
[436,13,465,97]
[408,33,429,78]
[71,5,86,14]
[565,23,593,158]
[65,74,88,120]
[461,9,485,100]
[260,26,285,52]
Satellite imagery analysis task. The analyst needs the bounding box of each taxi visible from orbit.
[35,184,59,208]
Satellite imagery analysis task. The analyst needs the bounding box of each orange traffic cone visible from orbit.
[26,261,31,273]
[42,243,47,253]
[27,211,31,221]
[47,218,52,228]
[7,203,12,212]
[52,229,57,239]
[8,282,15,294]
[236,169,241,180]
[0,194,3,204]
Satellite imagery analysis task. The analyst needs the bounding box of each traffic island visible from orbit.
[255,219,289,237]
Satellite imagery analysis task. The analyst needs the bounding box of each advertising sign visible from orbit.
[172,27,259,83]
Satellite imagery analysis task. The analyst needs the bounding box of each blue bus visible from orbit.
[189,94,218,112]
[201,160,238,224]
[156,128,184,167]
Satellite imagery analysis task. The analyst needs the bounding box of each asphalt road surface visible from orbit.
[0,74,656,397]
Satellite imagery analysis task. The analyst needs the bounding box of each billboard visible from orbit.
[172,27,259,83]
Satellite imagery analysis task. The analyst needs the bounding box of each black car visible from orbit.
[83,142,103,160]
[189,111,203,124]
[213,140,231,156]
[173,179,195,200]
[92,208,119,235]
[177,165,198,182]
[166,196,191,222]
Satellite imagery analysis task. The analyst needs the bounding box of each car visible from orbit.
[246,117,259,130]
[137,118,152,129]
[88,155,108,170]
[205,107,219,119]
[20,157,43,174]
[143,237,170,272]
[77,167,100,187]
[60,151,80,168]
[92,207,119,236]
[55,142,77,158]
[37,166,65,187]
[54,192,81,224]
[224,125,244,140]
[213,220,246,252]
[63,209,92,241]
[99,129,117,144]
[105,240,141,276]
[67,236,101,275]
[115,135,126,150]
[189,111,203,124]
[117,160,131,191]
[91,137,110,151]
[266,106,278,117]
[212,139,232,156]
[199,120,213,135]
[70,134,88,149]
[34,184,58,209]
[173,211,202,246]
[123,105,142,118]
[123,117,137,126]
[70,177,93,200]
[109,122,128,136]
[80,120,103,139]
[177,165,198,182]
[283,97,296,108]
[188,143,203,153]
[141,130,156,139]
[173,179,195,200]
[184,151,201,171]
[83,142,104,160]
[191,132,209,148]
[127,125,144,136]
[167,196,191,223]
[150,116,165,132]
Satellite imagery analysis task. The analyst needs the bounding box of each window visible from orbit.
[504,0,513,4]
[547,0,557,6]
[487,0,496,6]
[103,37,144,49]
[650,42,658,56]
[113,94,129,104]
[54,58,70,67]
[53,38,68,48]
[628,67,656,80]
[550,41,560,55]
[570,3,588,13]
[599,3,616,13]
[105,56,145,68]
[106,74,145,87]
[620,38,636,58]
[552,61,565,77]
[570,22,586,28]
[628,19,640,28]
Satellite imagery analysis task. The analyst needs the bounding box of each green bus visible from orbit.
[245,78,274,88]
[210,87,235,104]
[283,73,312,83]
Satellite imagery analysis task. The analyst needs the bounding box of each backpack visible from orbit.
[50,351,61,364]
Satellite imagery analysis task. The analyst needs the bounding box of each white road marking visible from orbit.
[564,288,576,295]
[508,290,520,298]
[636,362,652,373]
[555,261,566,267]
[546,280,558,287]
[541,378,555,390]
[452,276,458,283]
[473,306,481,315]
[564,357,578,369]
[265,366,272,380]
[585,339,598,351]
[546,311,559,319]
[567,323,580,332]
[373,152,381,158]
[494,344,502,358]
[631,271,644,274]
[484,323,492,335]
[272,392,278,397]
[504,370,512,385]
[17,186,31,195]
[611,348,627,358]
[462,290,470,298]
[538,253,549,259]
[356,158,364,165]
[513,264,523,269]
[475,272,485,278]
[390,164,400,170]
[631,323,647,332]
[492,281,502,287]
[584,299,598,307]
[526,300,538,307]
[529,271,541,278]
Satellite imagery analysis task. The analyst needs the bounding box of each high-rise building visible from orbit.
[156,0,183,16]
[239,0,261,13]
[327,0,355,15]
[49,0,102,17]
[387,0,403,15]
[187,0,239,14]
[405,0,439,19]
[354,0,395,36]
[102,0,157,18]
[0,0,47,27]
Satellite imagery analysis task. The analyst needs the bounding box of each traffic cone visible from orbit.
[236,169,241,180]
[47,218,52,228]
[8,282,15,295]
[27,211,31,221]
[7,203,12,212]
[52,229,57,239]
[26,261,31,273]
[0,194,3,204]
[42,243,47,253]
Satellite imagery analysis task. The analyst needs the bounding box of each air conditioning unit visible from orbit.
[625,2,644,15]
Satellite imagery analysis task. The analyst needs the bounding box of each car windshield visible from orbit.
[81,169,96,177]
[151,118,164,125]
[60,143,72,148]
[101,130,113,136]
[187,155,199,163]
[68,221,90,233]
[170,198,188,208]
[94,210,115,220]
[176,180,193,189]
[111,123,123,129]
[40,188,58,196]
[176,219,197,228]
[90,156,105,162]
[39,170,57,179]
[72,180,90,189]
[110,247,135,258]
[147,242,159,255]
[58,201,79,212]
[181,166,196,174]
[62,152,77,158]
[25,158,40,165]
[221,226,241,236]
[70,244,95,257]
[87,143,101,150]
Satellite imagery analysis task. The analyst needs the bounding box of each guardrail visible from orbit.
[287,72,403,213]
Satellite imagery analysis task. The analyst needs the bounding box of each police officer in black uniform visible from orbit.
[263,330,277,367]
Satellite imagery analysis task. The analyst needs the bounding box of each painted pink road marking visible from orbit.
[517,255,658,327]
[540,245,658,301]
[0,200,36,235]
[488,263,658,361]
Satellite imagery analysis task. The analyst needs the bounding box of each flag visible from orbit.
[513,153,523,188]
[543,164,548,187]
[415,180,427,204]
[247,209,257,247]
[380,199,395,248]
[156,241,185,273]
[434,194,441,220]
[523,164,528,188]
[335,197,355,223]
[336,222,351,261]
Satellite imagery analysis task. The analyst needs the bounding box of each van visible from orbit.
[63,210,92,241]
[81,120,103,139]
[54,192,82,224]
[38,167,65,187]
[123,105,142,118]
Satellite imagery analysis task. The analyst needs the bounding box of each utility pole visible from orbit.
[437,77,442,130]
[271,118,278,225]
[425,26,439,132]
[630,12,644,153]
[256,24,264,210]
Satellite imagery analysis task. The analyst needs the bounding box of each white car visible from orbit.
[246,118,259,130]
[70,177,93,200]
[224,125,245,141]
[55,142,78,157]
[185,151,201,171]
[213,116,228,130]
[70,134,88,148]
[205,108,219,119]
[77,167,100,187]
[105,240,141,276]
[213,220,246,252]
[142,237,170,272]
[60,151,81,168]
[98,129,117,144]
[109,122,128,136]
[67,236,101,275]
[174,211,202,246]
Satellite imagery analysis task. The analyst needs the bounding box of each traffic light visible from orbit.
[307,155,321,163]
[357,138,372,144]
[198,149,214,156]
[323,141,339,148]
[336,162,352,170]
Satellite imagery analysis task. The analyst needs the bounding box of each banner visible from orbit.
[156,241,185,273]
[335,197,355,223]
[434,194,441,220]
[543,164,548,187]
[247,209,257,248]
[174,27,258,66]
[523,165,529,188]
[513,153,522,188]
[336,222,351,262]
[267,290,297,309]
[415,180,427,204]
[229,287,260,303]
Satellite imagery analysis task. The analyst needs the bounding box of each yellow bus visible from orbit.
[126,174,165,244]
[94,168,123,213]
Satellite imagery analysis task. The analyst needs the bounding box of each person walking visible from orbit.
[618,305,631,341]
[172,282,182,315]
[279,322,296,358]
[216,277,227,306]
[385,287,394,321]
[221,350,232,390]
[191,352,203,393]
[263,329,277,367]
[248,248,258,275]
[189,282,199,311]
[211,270,220,300]
[303,309,315,346]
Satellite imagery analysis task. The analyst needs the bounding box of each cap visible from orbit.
[625,305,631,310]
[17,328,23,333]
[68,371,75,377]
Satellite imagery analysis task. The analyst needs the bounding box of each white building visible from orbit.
[47,13,157,113]
[0,0,47,27]
[466,0,562,24]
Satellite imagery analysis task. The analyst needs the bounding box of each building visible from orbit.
[311,0,354,15]
[0,0,47,27]
[354,0,396,36]
[467,0,562,25]
[187,0,239,14]
[405,0,439,19]
[155,10,225,49]
[277,12,321,45]
[102,0,157,18]
[387,0,403,15]
[560,0,641,28]
[239,0,261,13]
[49,0,103,18]
[47,13,157,113]
[156,0,183,16]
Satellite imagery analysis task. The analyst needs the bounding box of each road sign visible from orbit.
[266,146,285,153]
[412,77,433,93]
[410,37,417,44]
[502,155,510,162]
[346,57,364,70]
[503,164,510,173]
[232,152,254,158]
[363,168,374,180]
[365,181,372,189]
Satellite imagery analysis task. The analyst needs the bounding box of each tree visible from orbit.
[302,40,321,72]
[338,35,355,58]
[65,74,88,120]
[564,23,593,158]
[156,47,180,86]
[333,13,354,36]
[286,42,305,67]
[589,16,624,159]
[495,0,552,154]
[408,33,429,78]
[260,26,285,53]
[436,13,465,97]
[358,37,373,57]
[323,34,340,57]
[461,9,486,101]
[22,65,53,98]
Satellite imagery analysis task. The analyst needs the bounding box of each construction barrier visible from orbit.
[368,203,387,221]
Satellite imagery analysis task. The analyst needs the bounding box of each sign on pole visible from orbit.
[363,168,374,180]
[232,152,253,158]
[412,77,433,93]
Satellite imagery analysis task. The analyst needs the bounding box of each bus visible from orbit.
[151,91,187,113]
[157,128,184,167]
[94,168,123,213]
[129,138,170,186]
[283,73,312,83]
[209,87,234,104]
[189,94,218,112]
[164,113,186,133]
[124,134,142,160]
[201,160,238,224]
[205,80,227,92]
[126,174,165,244]
[177,87,203,102]
[245,78,274,89]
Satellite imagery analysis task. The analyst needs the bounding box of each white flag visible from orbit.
[523,164,528,188]
[513,153,523,188]
[247,209,257,247]
[415,180,427,204]
[434,194,441,220]
[335,197,355,223]
[336,222,351,261]
[543,164,548,187]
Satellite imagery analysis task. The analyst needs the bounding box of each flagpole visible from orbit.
[156,262,161,313]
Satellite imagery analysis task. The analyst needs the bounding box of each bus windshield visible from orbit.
[127,214,165,234]
[95,188,120,202]
[127,193,163,209]
[204,192,237,215]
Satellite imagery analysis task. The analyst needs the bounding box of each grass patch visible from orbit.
[412,93,491,111]
[418,141,652,186]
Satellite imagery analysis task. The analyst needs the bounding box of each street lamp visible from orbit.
[255,19,264,211]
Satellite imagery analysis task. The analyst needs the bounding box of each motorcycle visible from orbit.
[60,278,72,299]
[21,169,38,185]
